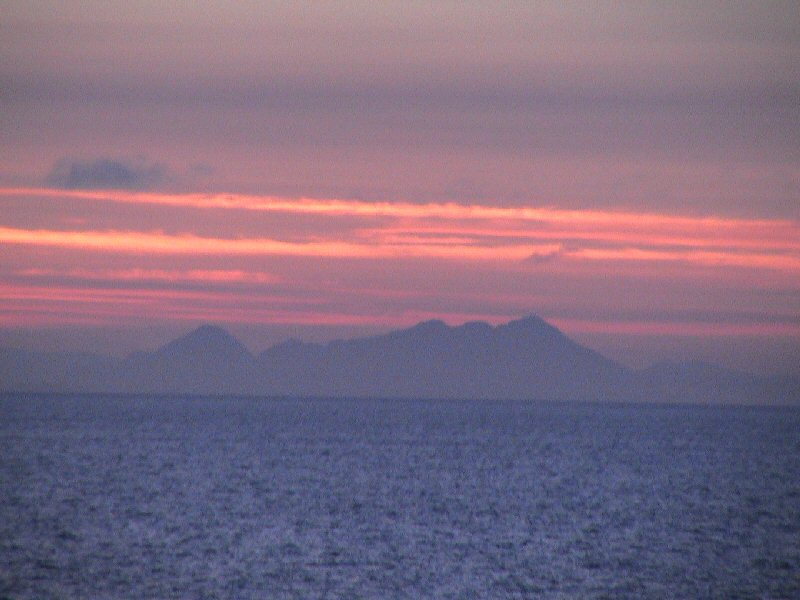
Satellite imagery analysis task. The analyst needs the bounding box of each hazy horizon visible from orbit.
[2,315,799,379]
[1,2,798,377]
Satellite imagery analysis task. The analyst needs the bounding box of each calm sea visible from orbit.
[1,394,798,599]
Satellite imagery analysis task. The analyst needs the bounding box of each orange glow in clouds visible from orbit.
[0,226,562,261]
[1,187,798,334]
[3,187,795,236]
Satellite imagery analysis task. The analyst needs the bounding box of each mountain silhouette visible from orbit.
[1,316,797,404]
[121,324,257,395]
[154,324,252,363]
[257,316,630,400]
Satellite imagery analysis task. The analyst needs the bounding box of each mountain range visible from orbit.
[1,316,797,404]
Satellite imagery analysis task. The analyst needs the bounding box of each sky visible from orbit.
[1,2,798,374]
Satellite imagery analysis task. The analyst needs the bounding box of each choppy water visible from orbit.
[1,394,799,599]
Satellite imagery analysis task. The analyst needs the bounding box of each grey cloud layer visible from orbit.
[46,159,166,190]
[1,2,798,216]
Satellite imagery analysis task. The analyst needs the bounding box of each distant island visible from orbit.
[1,316,797,404]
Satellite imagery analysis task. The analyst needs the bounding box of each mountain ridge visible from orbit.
[1,316,797,404]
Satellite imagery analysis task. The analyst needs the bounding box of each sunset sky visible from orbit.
[1,2,798,374]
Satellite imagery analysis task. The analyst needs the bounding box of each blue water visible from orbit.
[1,395,799,599]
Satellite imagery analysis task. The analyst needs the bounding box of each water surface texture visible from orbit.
[2,395,799,599]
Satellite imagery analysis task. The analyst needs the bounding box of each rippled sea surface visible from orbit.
[1,394,799,599]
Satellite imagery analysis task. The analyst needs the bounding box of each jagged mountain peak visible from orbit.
[504,314,561,333]
[156,324,252,361]
[409,319,449,332]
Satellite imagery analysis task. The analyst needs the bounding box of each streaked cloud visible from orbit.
[15,267,279,285]
[1,188,797,272]
[0,225,562,261]
[1,186,798,358]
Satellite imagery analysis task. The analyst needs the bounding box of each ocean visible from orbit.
[1,394,798,599]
